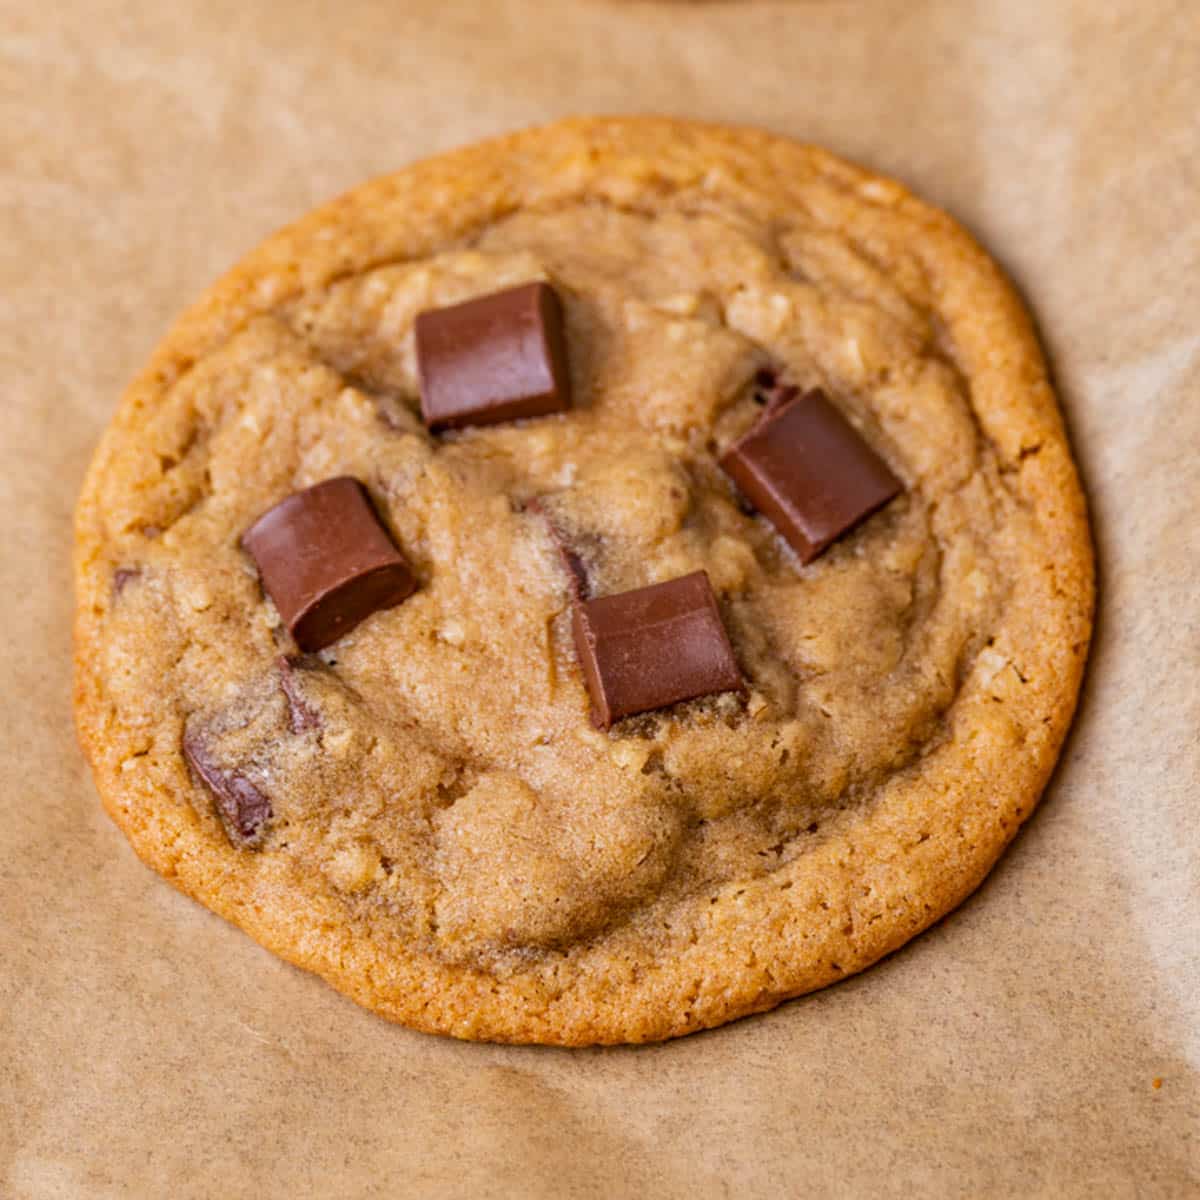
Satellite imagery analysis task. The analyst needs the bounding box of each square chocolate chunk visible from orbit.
[572,571,744,729]
[241,476,415,652]
[720,390,901,564]
[415,281,572,431]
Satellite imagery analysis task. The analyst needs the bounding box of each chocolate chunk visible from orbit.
[720,390,901,564]
[278,656,321,734]
[527,498,592,600]
[113,567,140,595]
[415,282,572,431]
[241,477,416,652]
[182,730,272,848]
[572,571,745,729]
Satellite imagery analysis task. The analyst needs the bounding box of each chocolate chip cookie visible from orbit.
[74,117,1093,1044]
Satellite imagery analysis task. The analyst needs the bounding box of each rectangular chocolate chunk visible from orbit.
[182,730,272,848]
[719,390,901,564]
[571,571,744,729]
[241,476,415,652]
[415,281,572,431]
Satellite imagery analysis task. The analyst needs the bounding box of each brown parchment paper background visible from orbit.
[2,1,1197,1195]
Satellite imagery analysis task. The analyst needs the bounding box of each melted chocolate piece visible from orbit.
[241,477,416,652]
[278,656,322,734]
[182,729,272,848]
[527,498,592,600]
[720,390,901,564]
[571,571,745,729]
[415,282,572,431]
[753,367,799,410]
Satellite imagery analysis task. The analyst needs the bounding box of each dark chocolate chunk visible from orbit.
[241,477,416,652]
[278,656,322,734]
[571,571,745,729]
[720,390,901,564]
[527,498,592,600]
[415,282,572,431]
[182,729,272,848]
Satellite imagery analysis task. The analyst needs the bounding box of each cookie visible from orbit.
[74,118,1093,1044]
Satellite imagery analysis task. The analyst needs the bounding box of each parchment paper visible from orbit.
[2,1,1197,1195]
